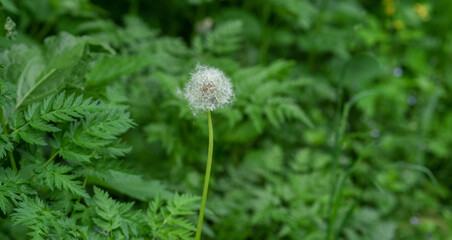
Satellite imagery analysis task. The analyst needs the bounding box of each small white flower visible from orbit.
[4,17,17,40]
[182,64,234,114]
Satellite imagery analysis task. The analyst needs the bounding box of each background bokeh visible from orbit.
[1,0,451,239]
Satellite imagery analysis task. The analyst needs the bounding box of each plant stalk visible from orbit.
[195,111,214,240]
[326,61,346,240]
[0,106,16,171]
[42,150,59,168]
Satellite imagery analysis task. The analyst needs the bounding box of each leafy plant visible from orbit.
[1,0,452,239]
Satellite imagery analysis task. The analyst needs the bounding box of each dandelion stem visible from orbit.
[195,111,214,240]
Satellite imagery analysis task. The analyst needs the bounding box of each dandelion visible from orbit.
[182,64,234,115]
[182,64,234,240]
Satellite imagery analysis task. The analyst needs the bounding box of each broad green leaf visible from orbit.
[7,33,86,108]
[0,0,19,14]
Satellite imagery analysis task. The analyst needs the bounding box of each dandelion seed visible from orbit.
[182,64,234,114]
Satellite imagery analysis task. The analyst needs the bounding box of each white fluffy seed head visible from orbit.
[182,64,234,114]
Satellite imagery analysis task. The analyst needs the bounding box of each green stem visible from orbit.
[36,18,56,42]
[0,106,16,171]
[70,176,88,217]
[195,111,214,240]
[259,0,271,64]
[326,61,346,240]
[30,150,60,182]
[42,150,59,168]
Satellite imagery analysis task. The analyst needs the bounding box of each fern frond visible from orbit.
[34,163,88,197]
[93,187,122,233]
[11,197,57,239]
[233,60,295,92]
[0,81,16,114]
[12,197,84,240]
[70,108,135,148]
[206,20,243,54]
[92,187,142,238]
[0,167,33,214]
[0,134,14,159]
[265,97,313,129]
[146,193,199,240]
[45,107,135,164]
[17,129,47,145]
[10,92,100,137]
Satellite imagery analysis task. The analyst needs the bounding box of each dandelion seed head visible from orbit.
[182,64,234,114]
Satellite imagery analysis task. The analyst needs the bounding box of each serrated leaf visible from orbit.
[0,167,33,214]
[30,119,60,132]
[206,20,243,54]
[18,129,46,145]
[0,135,14,159]
[35,163,87,197]
[59,147,91,163]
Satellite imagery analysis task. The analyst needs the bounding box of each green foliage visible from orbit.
[91,187,142,239]
[0,168,33,214]
[0,135,13,158]
[147,194,199,240]
[0,27,195,239]
[34,163,87,197]
[1,0,452,239]
[11,197,83,240]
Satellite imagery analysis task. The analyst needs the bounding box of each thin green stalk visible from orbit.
[29,150,60,181]
[195,111,214,240]
[70,176,88,217]
[1,106,16,171]
[259,0,271,64]
[42,150,59,168]
[326,62,346,240]
[36,18,56,42]
[326,89,377,240]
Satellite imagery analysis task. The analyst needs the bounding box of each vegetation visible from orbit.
[0,0,451,239]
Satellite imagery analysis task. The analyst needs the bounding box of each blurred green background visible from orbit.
[1,0,451,239]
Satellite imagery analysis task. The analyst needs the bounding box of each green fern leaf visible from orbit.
[34,163,87,197]
[206,20,243,54]
[0,167,33,214]
[147,193,199,240]
[59,146,91,163]
[10,92,101,146]
[0,134,14,159]
[92,187,142,238]
[70,108,135,148]
[11,197,55,239]
[17,129,47,145]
